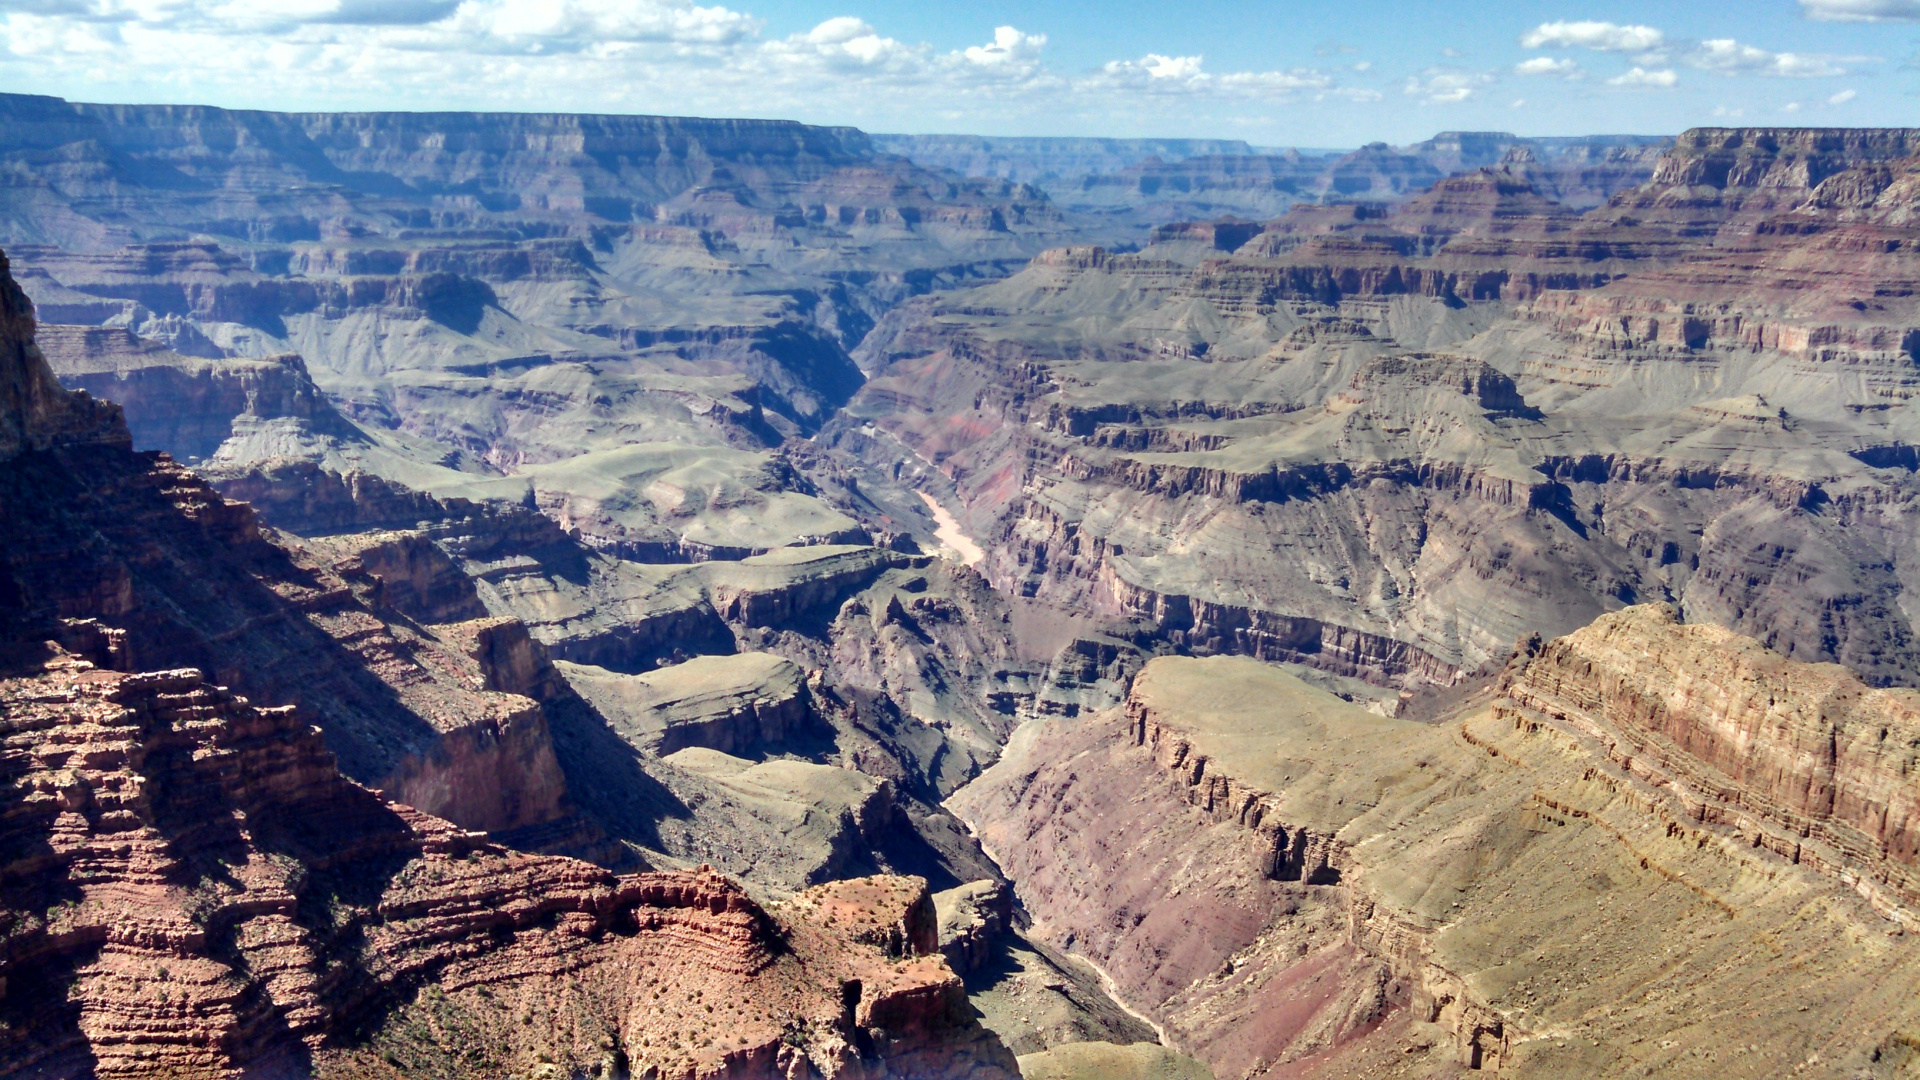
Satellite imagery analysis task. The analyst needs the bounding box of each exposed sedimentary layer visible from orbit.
[846,127,1920,691]
[0,651,1016,1079]
[1501,604,1920,918]
[0,223,1024,1079]
[953,609,1920,1078]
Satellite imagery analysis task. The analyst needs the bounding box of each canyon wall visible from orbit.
[0,208,1021,1080]
[845,127,1920,691]
[0,650,1015,1079]
[954,612,1920,1077]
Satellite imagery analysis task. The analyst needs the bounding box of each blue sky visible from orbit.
[1,0,1917,144]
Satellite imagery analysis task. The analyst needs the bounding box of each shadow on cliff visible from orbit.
[539,690,688,855]
[0,444,449,786]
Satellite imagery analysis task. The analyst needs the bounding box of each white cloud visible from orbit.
[1830,87,1858,103]
[1608,66,1678,87]
[1521,20,1664,52]
[1515,56,1580,77]
[1084,52,1334,98]
[1687,38,1853,77]
[467,0,762,49]
[0,6,1367,132]
[962,25,1044,68]
[1403,67,1495,104]
[1801,0,1920,20]
[760,17,923,70]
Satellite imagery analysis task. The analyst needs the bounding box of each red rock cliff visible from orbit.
[1501,603,1920,915]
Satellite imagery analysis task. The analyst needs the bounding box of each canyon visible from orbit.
[7,94,1920,1080]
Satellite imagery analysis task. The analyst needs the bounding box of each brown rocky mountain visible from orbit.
[952,604,1920,1077]
[844,127,1920,695]
[0,248,1020,1078]
[14,110,1920,1080]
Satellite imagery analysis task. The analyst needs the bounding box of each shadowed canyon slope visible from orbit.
[14,110,1920,1080]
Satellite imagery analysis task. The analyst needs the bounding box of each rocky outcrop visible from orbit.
[36,323,348,462]
[1127,705,1349,884]
[0,650,1017,1080]
[204,460,464,536]
[0,245,584,843]
[0,251,123,462]
[706,545,904,627]
[563,652,814,757]
[1101,570,1461,687]
[1500,604,1920,917]
[932,878,1014,974]
[956,634,1920,1078]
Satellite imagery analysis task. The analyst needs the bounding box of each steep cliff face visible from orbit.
[0,251,124,461]
[37,323,351,463]
[1502,605,1920,915]
[0,246,582,843]
[952,615,1920,1078]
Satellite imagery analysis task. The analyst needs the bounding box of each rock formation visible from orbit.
[876,132,1667,224]
[954,608,1920,1077]
[0,650,1015,1079]
[843,127,1920,691]
[22,103,1920,1080]
[0,189,1022,1080]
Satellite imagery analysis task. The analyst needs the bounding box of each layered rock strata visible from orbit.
[0,248,582,844]
[846,127,1920,690]
[1500,605,1920,918]
[0,230,1020,1080]
[953,612,1920,1078]
[561,652,813,756]
[0,649,1016,1080]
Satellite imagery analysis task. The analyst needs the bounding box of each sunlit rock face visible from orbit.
[954,609,1920,1078]
[842,128,1920,691]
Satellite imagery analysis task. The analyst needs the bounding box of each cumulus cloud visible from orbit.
[1083,52,1334,99]
[1829,87,1859,103]
[1518,18,1863,80]
[1521,20,1664,52]
[1608,66,1678,87]
[962,25,1044,68]
[759,17,925,72]
[1801,0,1920,20]
[1515,56,1580,77]
[1403,67,1495,104]
[0,5,1368,132]
[1686,38,1853,77]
